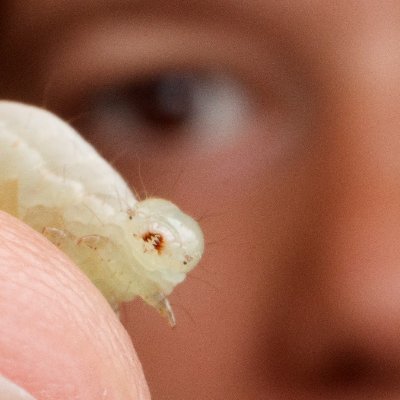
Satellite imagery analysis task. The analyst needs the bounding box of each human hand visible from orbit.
[0,211,151,399]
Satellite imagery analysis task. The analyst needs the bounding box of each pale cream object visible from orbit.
[0,101,204,325]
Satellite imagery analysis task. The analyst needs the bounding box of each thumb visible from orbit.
[0,211,151,400]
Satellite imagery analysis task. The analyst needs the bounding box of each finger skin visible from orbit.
[0,211,151,400]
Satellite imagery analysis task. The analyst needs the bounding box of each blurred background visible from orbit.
[2,1,400,400]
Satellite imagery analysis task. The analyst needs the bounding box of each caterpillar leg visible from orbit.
[77,234,109,250]
[146,293,176,327]
[157,297,176,327]
[42,226,72,248]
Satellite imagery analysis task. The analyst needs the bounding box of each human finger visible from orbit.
[0,211,151,400]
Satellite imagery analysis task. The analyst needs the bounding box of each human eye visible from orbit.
[37,8,309,197]
[64,70,252,154]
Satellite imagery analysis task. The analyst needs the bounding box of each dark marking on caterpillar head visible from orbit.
[142,231,164,254]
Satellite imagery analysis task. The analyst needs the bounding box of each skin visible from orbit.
[0,212,150,399]
[1,0,400,399]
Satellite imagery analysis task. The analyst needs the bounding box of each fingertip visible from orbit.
[0,211,151,399]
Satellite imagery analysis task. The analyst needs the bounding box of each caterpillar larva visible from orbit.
[0,101,204,326]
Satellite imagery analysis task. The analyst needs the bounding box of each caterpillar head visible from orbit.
[127,198,204,324]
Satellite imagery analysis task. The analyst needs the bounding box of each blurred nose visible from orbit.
[269,28,400,396]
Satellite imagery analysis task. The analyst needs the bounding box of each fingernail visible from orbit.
[0,375,37,399]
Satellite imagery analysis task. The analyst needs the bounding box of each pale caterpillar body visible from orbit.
[0,101,204,325]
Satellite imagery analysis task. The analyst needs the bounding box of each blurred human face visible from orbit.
[1,1,400,399]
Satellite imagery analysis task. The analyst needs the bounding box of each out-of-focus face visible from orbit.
[1,1,400,398]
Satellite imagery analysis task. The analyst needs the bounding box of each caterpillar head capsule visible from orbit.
[126,198,204,324]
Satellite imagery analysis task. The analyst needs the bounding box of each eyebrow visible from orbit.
[7,0,281,42]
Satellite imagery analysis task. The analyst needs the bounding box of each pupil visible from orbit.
[125,73,195,130]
